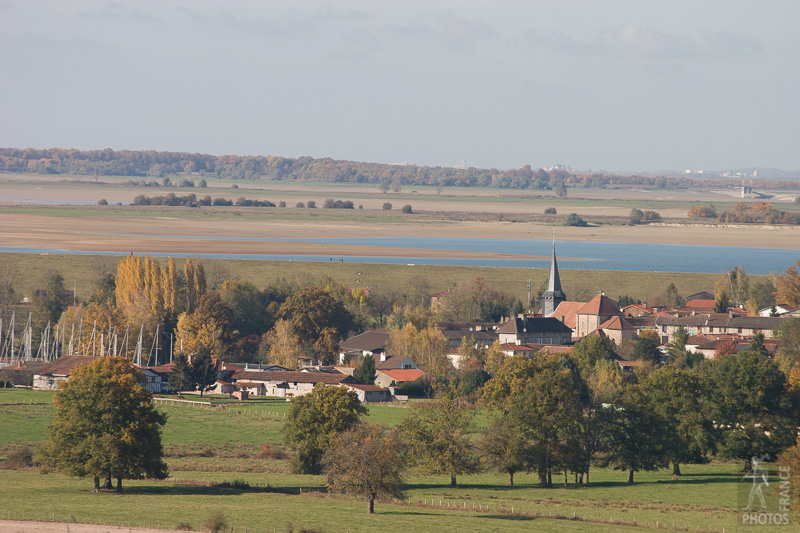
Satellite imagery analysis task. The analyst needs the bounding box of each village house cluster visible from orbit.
[13,245,796,400]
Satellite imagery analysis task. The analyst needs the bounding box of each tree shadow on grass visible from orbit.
[121,484,301,497]
[477,514,536,521]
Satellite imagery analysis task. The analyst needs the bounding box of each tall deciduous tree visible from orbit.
[37,357,167,491]
[711,348,797,470]
[642,367,718,476]
[478,416,530,486]
[263,318,303,370]
[323,423,405,514]
[283,384,367,474]
[386,323,450,377]
[401,397,477,487]
[603,385,670,483]
[776,261,800,307]
[280,287,353,365]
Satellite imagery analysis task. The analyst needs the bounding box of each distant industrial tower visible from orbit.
[541,242,566,316]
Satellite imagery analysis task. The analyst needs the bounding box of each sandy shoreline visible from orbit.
[0,520,184,533]
[1,213,799,257]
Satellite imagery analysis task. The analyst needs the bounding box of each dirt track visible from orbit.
[0,520,183,533]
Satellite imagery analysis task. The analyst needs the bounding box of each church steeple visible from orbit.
[541,241,566,316]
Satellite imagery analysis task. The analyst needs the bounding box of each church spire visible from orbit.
[541,241,566,316]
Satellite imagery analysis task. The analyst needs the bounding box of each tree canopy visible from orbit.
[38,357,167,491]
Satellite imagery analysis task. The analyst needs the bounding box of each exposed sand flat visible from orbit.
[0,213,798,253]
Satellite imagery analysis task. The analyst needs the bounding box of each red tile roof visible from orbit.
[577,294,622,317]
[550,301,585,329]
[684,299,716,308]
[599,316,636,330]
[378,369,426,383]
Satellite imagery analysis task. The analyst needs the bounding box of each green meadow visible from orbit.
[0,389,777,532]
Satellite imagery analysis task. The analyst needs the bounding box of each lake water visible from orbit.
[1,236,797,274]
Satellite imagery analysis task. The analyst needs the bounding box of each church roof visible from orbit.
[577,294,623,316]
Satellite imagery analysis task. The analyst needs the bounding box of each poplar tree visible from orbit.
[185,258,196,313]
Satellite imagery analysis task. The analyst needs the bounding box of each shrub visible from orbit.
[97,198,108,206]
[401,204,413,214]
[629,208,644,224]
[204,511,227,533]
[176,522,193,531]
[544,207,557,215]
[278,201,286,207]
[382,202,392,210]
[307,200,316,208]
[198,179,207,188]
[295,202,305,208]
[564,213,587,227]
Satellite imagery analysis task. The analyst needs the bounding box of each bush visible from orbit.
[204,511,227,533]
[564,213,587,227]
[544,207,557,215]
[97,198,108,206]
[176,522,193,531]
[382,202,392,210]
[629,208,644,224]
[278,201,286,207]
[307,200,316,208]
[198,179,207,188]
[295,202,305,208]
[401,204,413,214]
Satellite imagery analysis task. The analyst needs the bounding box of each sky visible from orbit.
[1,0,798,172]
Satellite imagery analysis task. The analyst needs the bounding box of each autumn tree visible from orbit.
[323,423,405,514]
[776,260,800,307]
[715,266,749,308]
[571,335,617,374]
[37,357,167,491]
[401,397,477,487]
[432,277,514,322]
[283,384,367,474]
[279,287,353,364]
[176,291,236,357]
[263,318,303,370]
[386,323,450,377]
[775,317,800,372]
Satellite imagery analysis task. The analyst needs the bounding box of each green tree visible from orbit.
[632,337,660,363]
[401,397,477,487]
[603,385,670,483]
[711,349,797,471]
[666,326,690,366]
[191,347,217,397]
[554,181,567,197]
[168,352,195,393]
[775,316,800,372]
[38,357,167,491]
[401,204,413,214]
[564,213,587,227]
[33,270,68,326]
[478,416,530,486]
[353,354,377,385]
[642,367,718,476]
[323,423,405,514]
[283,384,367,474]
[629,208,644,224]
[571,335,617,374]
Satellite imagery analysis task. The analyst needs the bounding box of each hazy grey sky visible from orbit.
[1,0,797,172]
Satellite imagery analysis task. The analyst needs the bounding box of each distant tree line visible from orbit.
[4,147,800,190]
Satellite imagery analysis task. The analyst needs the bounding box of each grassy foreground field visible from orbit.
[0,389,779,533]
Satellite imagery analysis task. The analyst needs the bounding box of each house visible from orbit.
[499,343,538,357]
[342,383,391,403]
[375,368,427,389]
[438,324,498,349]
[597,316,638,344]
[575,294,623,338]
[758,304,797,317]
[622,304,653,317]
[231,370,358,397]
[338,331,390,364]
[497,315,573,345]
[32,355,99,390]
[376,354,418,371]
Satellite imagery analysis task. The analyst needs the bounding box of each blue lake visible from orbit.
[1,236,797,274]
